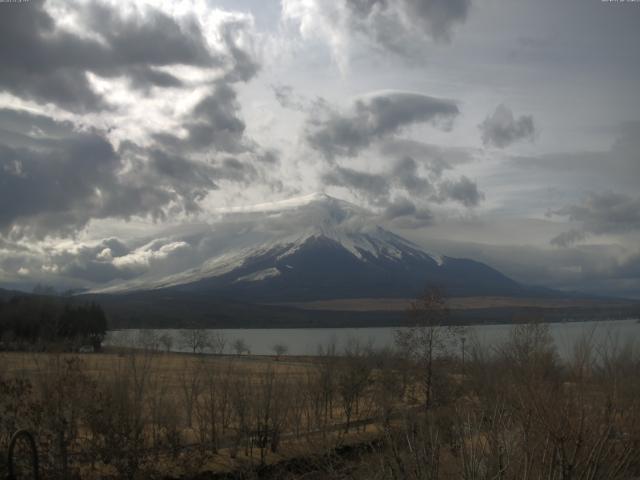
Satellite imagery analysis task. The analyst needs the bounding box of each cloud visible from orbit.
[436,175,484,207]
[110,240,192,273]
[282,0,471,65]
[320,156,483,213]
[153,81,248,154]
[479,104,536,148]
[217,17,262,82]
[391,156,432,195]
[37,237,194,284]
[420,235,640,299]
[508,122,640,200]
[380,139,473,177]
[613,252,640,281]
[549,229,588,248]
[272,84,305,111]
[0,0,218,112]
[383,197,417,219]
[381,197,433,228]
[305,91,459,159]
[321,166,390,201]
[0,109,164,238]
[49,238,136,283]
[0,104,267,239]
[0,1,279,240]
[550,191,640,246]
[320,156,435,203]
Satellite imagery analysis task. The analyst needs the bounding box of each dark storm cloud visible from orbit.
[0,0,217,112]
[436,176,484,207]
[0,0,271,239]
[479,104,536,149]
[126,66,185,90]
[305,92,459,159]
[0,110,172,237]
[83,1,213,67]
[0,108,78,149]
[126,146,260,213]
[146,149,220,213]
[550,192,640,246]
[155,81,247,154]
[0,107,263,238]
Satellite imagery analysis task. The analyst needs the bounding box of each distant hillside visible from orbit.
[83,290,640,329]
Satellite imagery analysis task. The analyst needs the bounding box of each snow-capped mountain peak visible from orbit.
[91,193,522,300]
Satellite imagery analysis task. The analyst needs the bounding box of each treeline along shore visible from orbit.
[0,293,108,351]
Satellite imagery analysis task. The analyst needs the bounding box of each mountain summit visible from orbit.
[94,193,525,300]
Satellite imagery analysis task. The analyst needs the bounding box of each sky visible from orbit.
[1,0,640,298]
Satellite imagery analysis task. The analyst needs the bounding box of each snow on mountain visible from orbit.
[91,193,523,300]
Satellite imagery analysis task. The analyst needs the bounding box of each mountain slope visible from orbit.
[164,229,523,301]
[93,193,525,301]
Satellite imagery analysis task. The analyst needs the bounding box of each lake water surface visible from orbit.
[106,318,640,359]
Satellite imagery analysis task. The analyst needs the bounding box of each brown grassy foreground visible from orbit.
[2,323,640,479]
[0,344,411,479]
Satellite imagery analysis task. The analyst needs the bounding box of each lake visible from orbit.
[105,318,640,359]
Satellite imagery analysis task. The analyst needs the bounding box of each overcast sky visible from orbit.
[1,0,640,298]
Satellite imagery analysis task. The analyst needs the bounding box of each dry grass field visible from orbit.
[0,347,411,479]
[0,350,315,387]
[3,321,640,479]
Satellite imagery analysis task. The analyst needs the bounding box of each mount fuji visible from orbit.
[92,193,526,302]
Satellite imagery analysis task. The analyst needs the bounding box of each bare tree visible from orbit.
[210,332,227,355]
[250,366,291,463]
[180,329,211,354]
[180,358,203,428]
[158,333,173,353]
[232,338,249,356]
[394,287,459,411]
[337,339,373,433]
[85,351,155,479]
[137,329,160,352]
[315,340,338,431]
[271,343,288,360]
